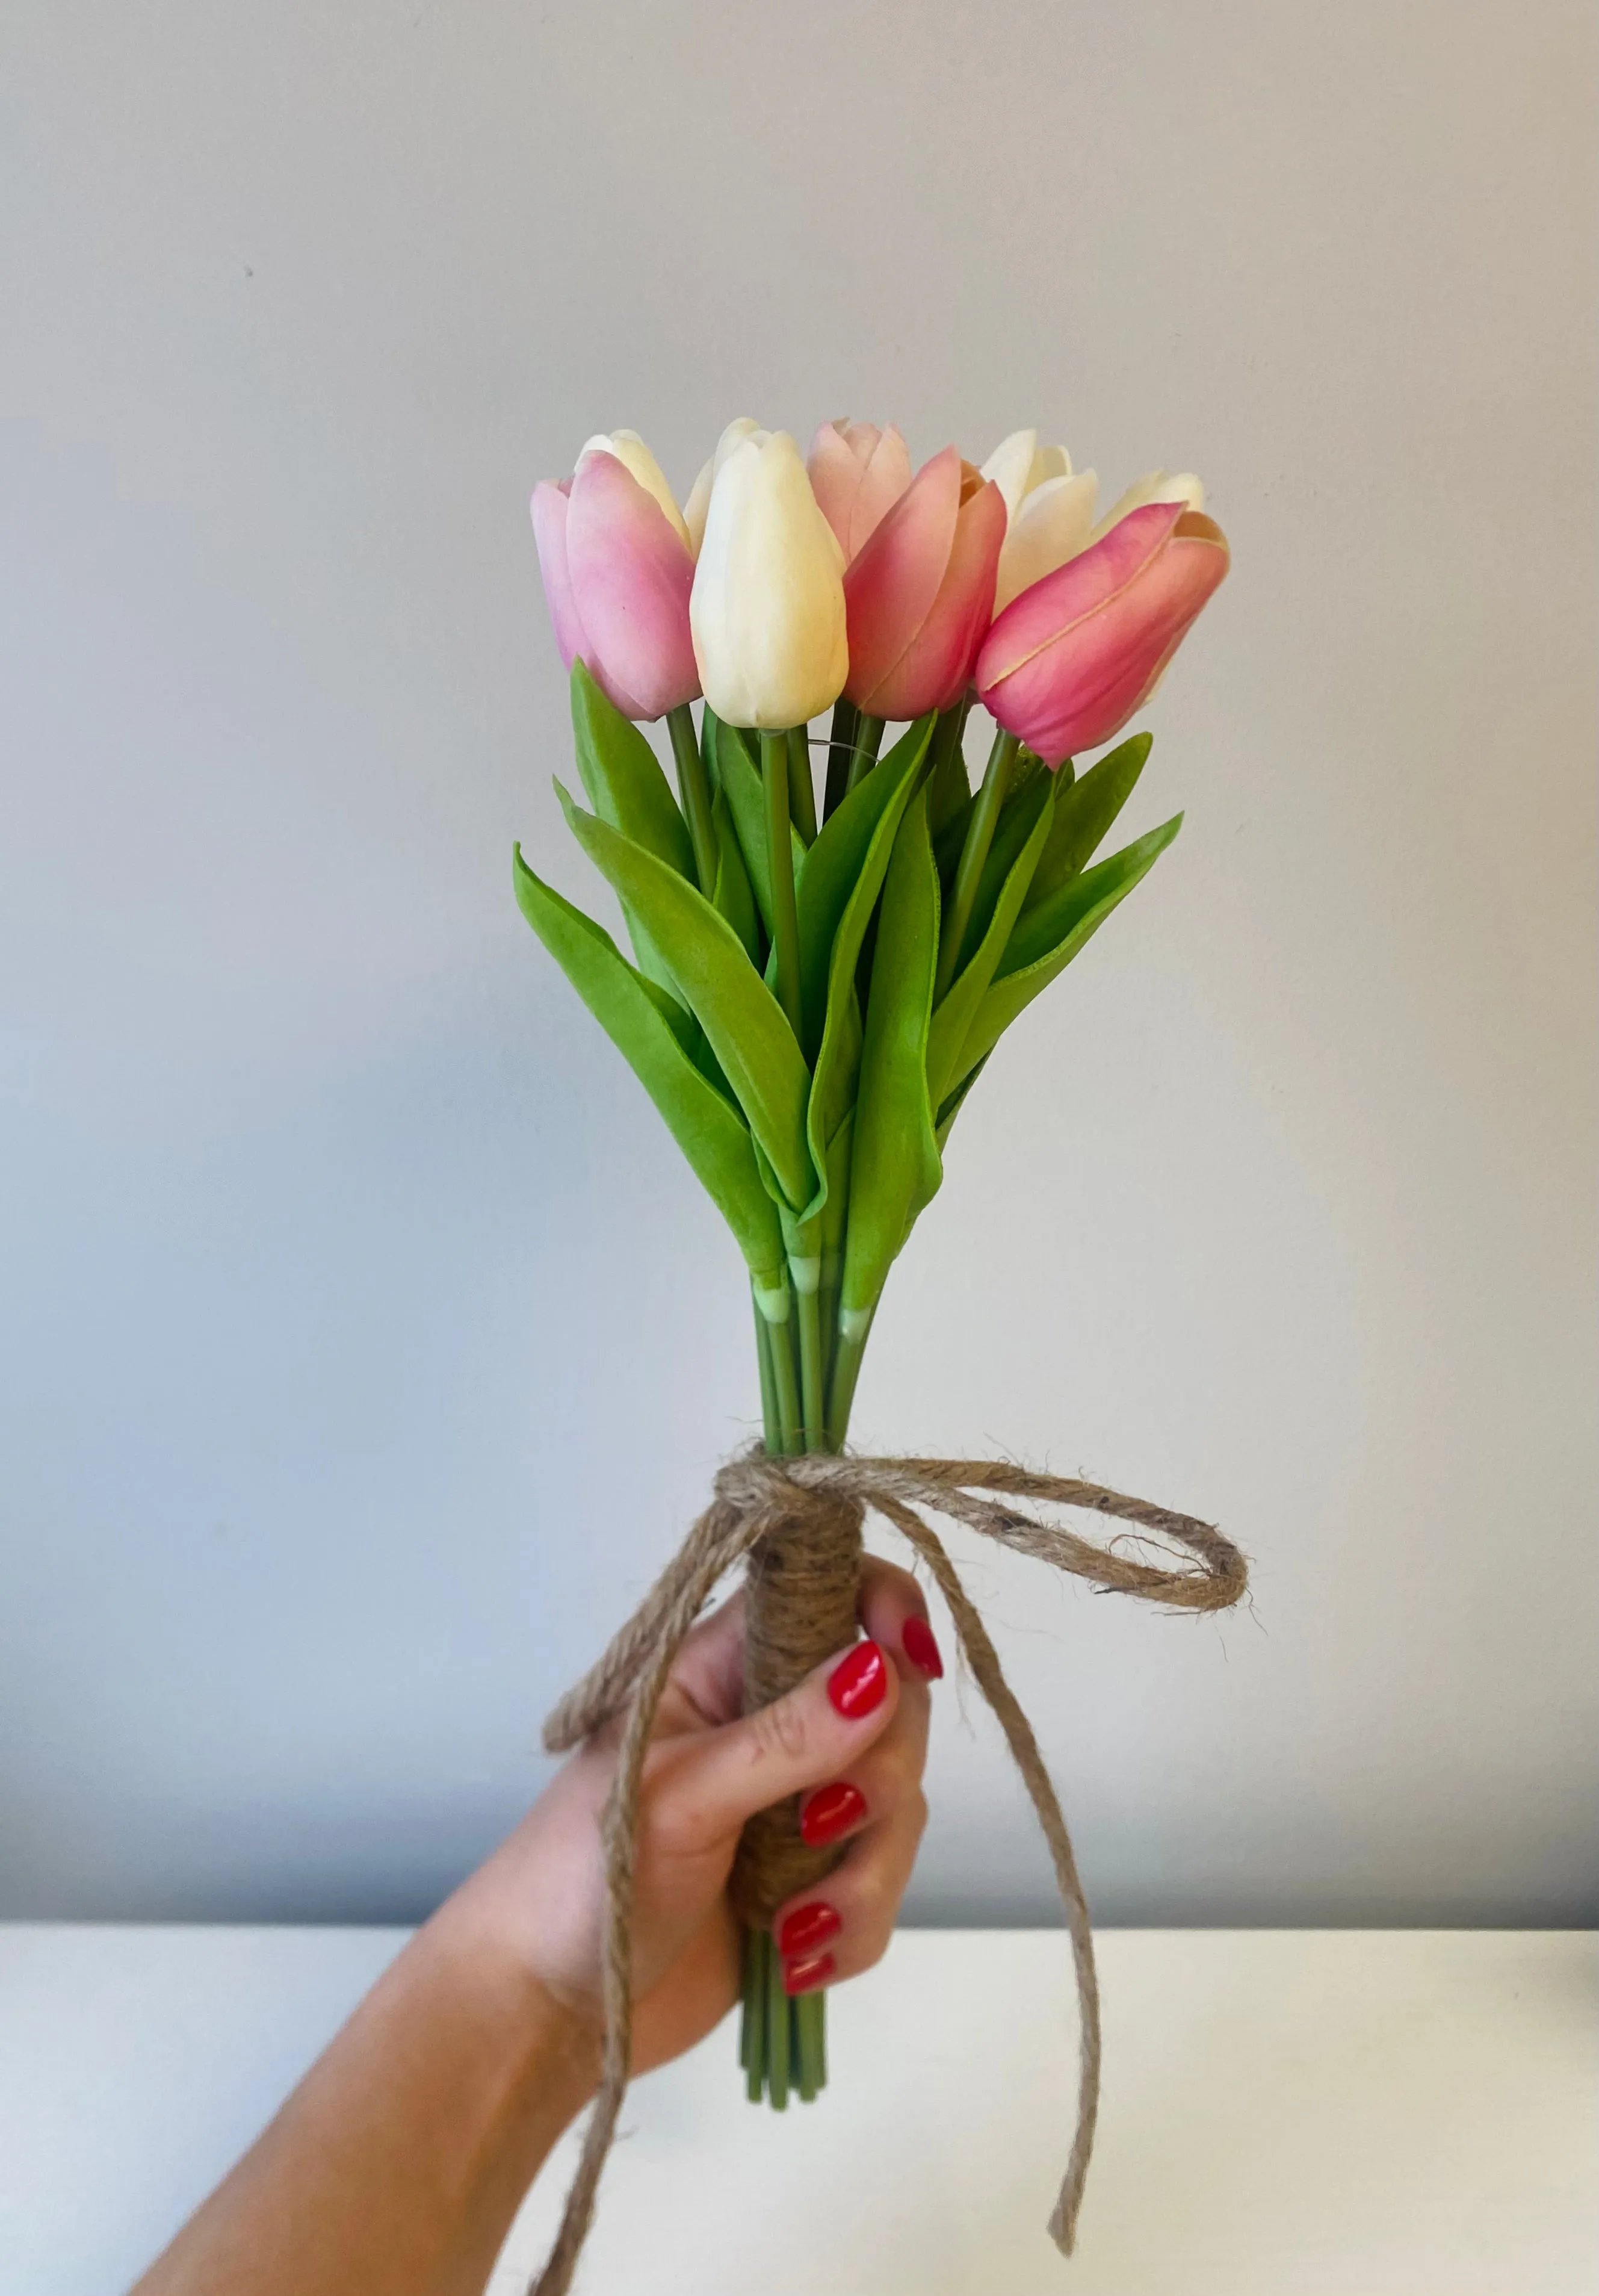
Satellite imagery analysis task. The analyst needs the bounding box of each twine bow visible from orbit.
[530,1450,1248,2296]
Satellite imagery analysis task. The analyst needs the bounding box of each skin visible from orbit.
[132,1558,936,2296]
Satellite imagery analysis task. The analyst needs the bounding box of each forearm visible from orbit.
[132,1895,598,2296]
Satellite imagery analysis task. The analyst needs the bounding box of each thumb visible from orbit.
[656,1639,898,1852]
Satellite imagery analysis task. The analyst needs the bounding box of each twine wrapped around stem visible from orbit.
[529,1448,1248,2296]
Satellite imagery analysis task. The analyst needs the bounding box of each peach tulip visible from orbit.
[531,433,699,721]
[807,420,913,562]
[842,447,1006,721]
[975,500,1229,765]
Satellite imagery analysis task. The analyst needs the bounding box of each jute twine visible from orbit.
[529,1449,1248,2296]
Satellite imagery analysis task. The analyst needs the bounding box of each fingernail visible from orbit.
[901,1615,944,1679]
[778,1900,842,1957]
[783,1950,836,1996]
[800,1780,867,1847]
[827,1639,888,1719]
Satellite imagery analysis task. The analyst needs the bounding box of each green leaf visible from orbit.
[1022,732,1151,914]
[932,792,973,884]
[568,663,696,992]
[840,789,943,1317]
[805,726,930,1196]
[793,715,933,1061]
[952,766,1055,976]
[818,1104,855,1261]
[713,719,805,941]
[934,1052,989,1149]
[570,663,696,877]
[556,784,815,1211]
[513,847,785,1282]
[926,774,1056,1109]
[710,784,761,965]
[950,815,1183,1086]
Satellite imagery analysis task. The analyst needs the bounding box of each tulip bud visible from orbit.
[975,500,1229,765]
[807,420,913,562]
[842,447,1005,721]
[981,427,1100,613]
[530,432,700,721]
[689,430,849,730]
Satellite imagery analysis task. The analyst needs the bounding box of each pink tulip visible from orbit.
[808,420,913,562]
[975,501,1229,765]
[530,449,699,721]
[842,447,1006,721]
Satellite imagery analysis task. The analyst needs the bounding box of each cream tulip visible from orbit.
[689,430,849,729]
[981,427,1101,613]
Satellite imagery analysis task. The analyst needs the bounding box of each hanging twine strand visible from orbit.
[530,1449,1248,2296]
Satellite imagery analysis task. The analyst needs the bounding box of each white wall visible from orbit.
[2,0,1594,1926]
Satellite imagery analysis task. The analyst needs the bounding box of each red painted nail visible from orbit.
[901,1615,944,1679]
[800,1779,867,1847]
[777,1900,842,1957]
[827,1639,888,1719]
[783,1950,836,1996]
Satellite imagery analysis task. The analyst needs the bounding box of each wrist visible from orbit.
[417,1886,602,2129]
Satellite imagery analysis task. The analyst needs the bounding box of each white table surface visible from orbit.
[1,1925,1593,2295]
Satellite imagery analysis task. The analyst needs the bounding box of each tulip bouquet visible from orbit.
[516,414,1228,2112]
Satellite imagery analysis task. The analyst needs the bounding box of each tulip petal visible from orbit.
[994,469,1100,612]
[808,419,912,562]
[566,450,699,721]
[580,428,693,551]
[851,424,912,557]
[979,429,1038,525]
[1092,468,1204,542]
[843,445,962,713]
[683,455,714,557]
[859,475,1004,720]
[809,420,867,554]
[531,479,588,675]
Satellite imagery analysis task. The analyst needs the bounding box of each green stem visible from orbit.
[763,1300,803,1456]
[825,1306,875,1451]
[667,703,719,896]
[760,730,804,1041]
[823,697,859,821]
[764,1925,791,2109]
[795,1276,825,1453]
[935,727,1019,1001]
[926,696,973,834]
[794,1987,824,2100]
[753,1289,781,1453]
[786,725,818,845]
[844,712,885,795]
[743,1929,767,2102]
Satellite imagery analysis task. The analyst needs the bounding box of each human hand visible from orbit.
[446,1557,941,2082]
